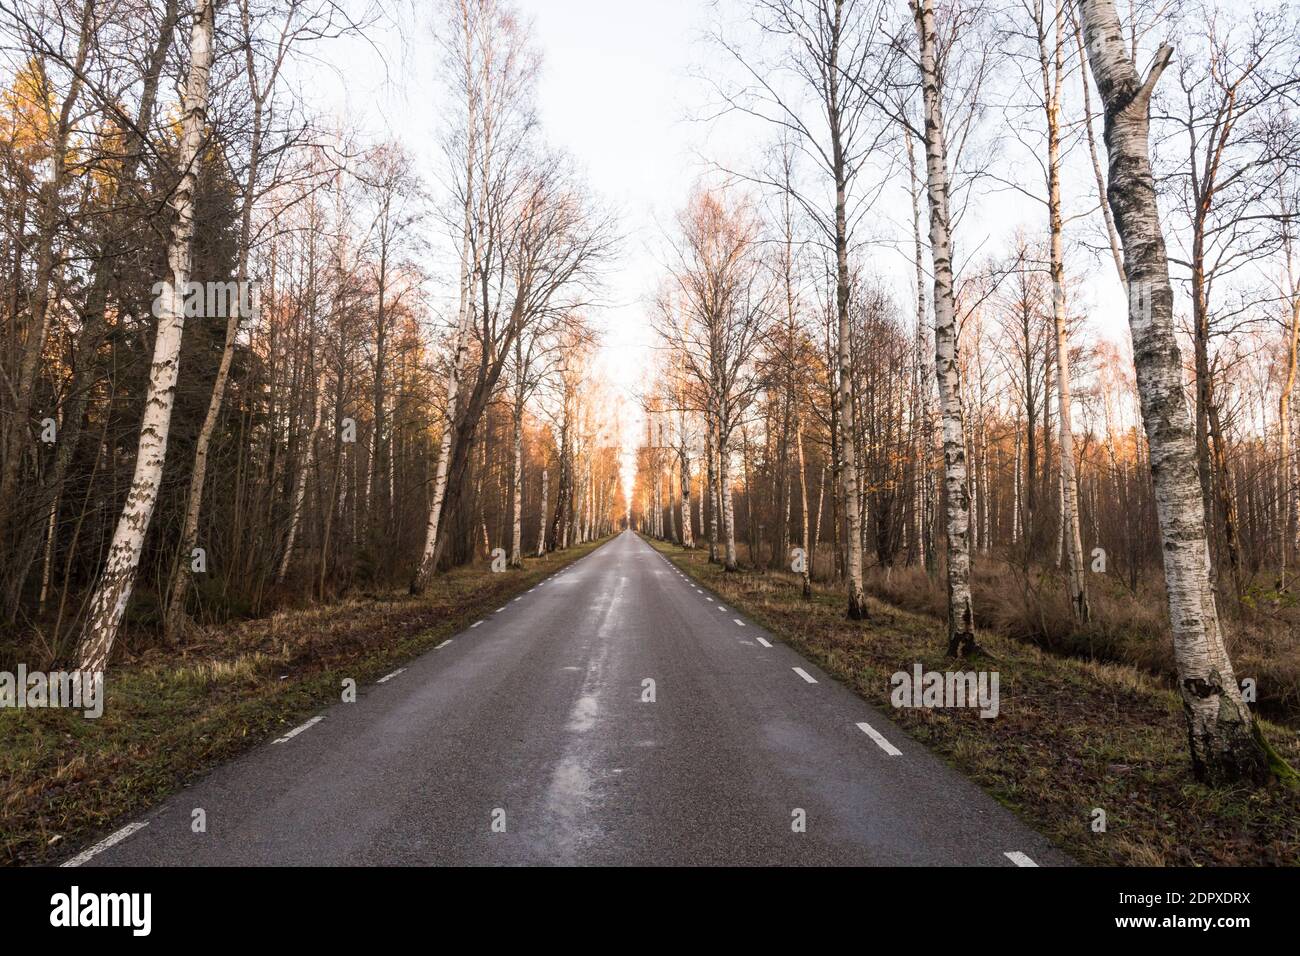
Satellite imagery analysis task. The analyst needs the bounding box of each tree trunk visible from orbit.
[537,466,549,556]
[1040,0,1091,622]
[796,414,812,599]
[510,388,524,567]
[833,159,867,617]
[76,0,217,673]
[912,0,977,656]
[1281,275,1300,588]
[278,382,324,584]
[679,447,694,548]
[1077,0,1270,784]
[720,425,738,571]
[413,20,479,592]
[165,3,266,639]
[705,412,719,562]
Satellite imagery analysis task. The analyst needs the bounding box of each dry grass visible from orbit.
[861,559,1300,724]
[655,538,1300,867]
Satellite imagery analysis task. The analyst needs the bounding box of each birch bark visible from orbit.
[1037,0,1091,621]
[77,0,218,673]
[911,0,978,655]
[165,0,270,638]
[1077,0,1270,783]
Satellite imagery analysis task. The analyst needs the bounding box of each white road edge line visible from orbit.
[1004,851,1038,867]
[856,720,902,756]
[377,668,405,683]
[733,619,745,626]
[755,636,772,648]
[792,667,818,684]
[61,821,149,867]
[273,715,324,744]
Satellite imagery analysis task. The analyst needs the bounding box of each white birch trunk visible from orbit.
[1078,0,1269,783]
[912,0,978,655]
[796,414,812,599]
[720,430,738,570]
[536,466,549,557]
[277,384,324,584]
[1282,288,1300,586]
[679,448,693,548]
[165,0,267,639]
[1040,0,1091,621]
[77,0,217,673]
[835,199,868,618]
[510,390,524,566]
[413,9,478,592]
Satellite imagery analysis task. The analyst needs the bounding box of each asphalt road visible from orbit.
[75,531,1068,866]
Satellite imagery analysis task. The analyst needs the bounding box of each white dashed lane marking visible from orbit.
[376,668,405,683]
[856,720,902,756]
[1004,851,1038,867]
[755,636,772,648]
[733,619,745,627]
[273,715,323,744]
[471,620,483,628]
[792,667,818,684]
[61,822,150,867]
[436,639,452,649]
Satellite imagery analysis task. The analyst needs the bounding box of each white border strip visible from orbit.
[61,821,149,867]
[855,720,902,756]
[273,715,323,744]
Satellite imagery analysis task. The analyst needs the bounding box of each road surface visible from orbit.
[74,531,1068,866]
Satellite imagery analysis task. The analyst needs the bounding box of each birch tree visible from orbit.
[77,0,219,673]
[1076,0,1272,783]
[1024,0,1091,621]
[662,190,772,572]
[910,0,980,655]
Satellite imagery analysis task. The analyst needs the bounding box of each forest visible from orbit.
[0,0,622,676]
[1,0,1299,871]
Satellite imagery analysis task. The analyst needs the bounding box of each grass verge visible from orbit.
[648,537,1300,867]
[0,539,610,866]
